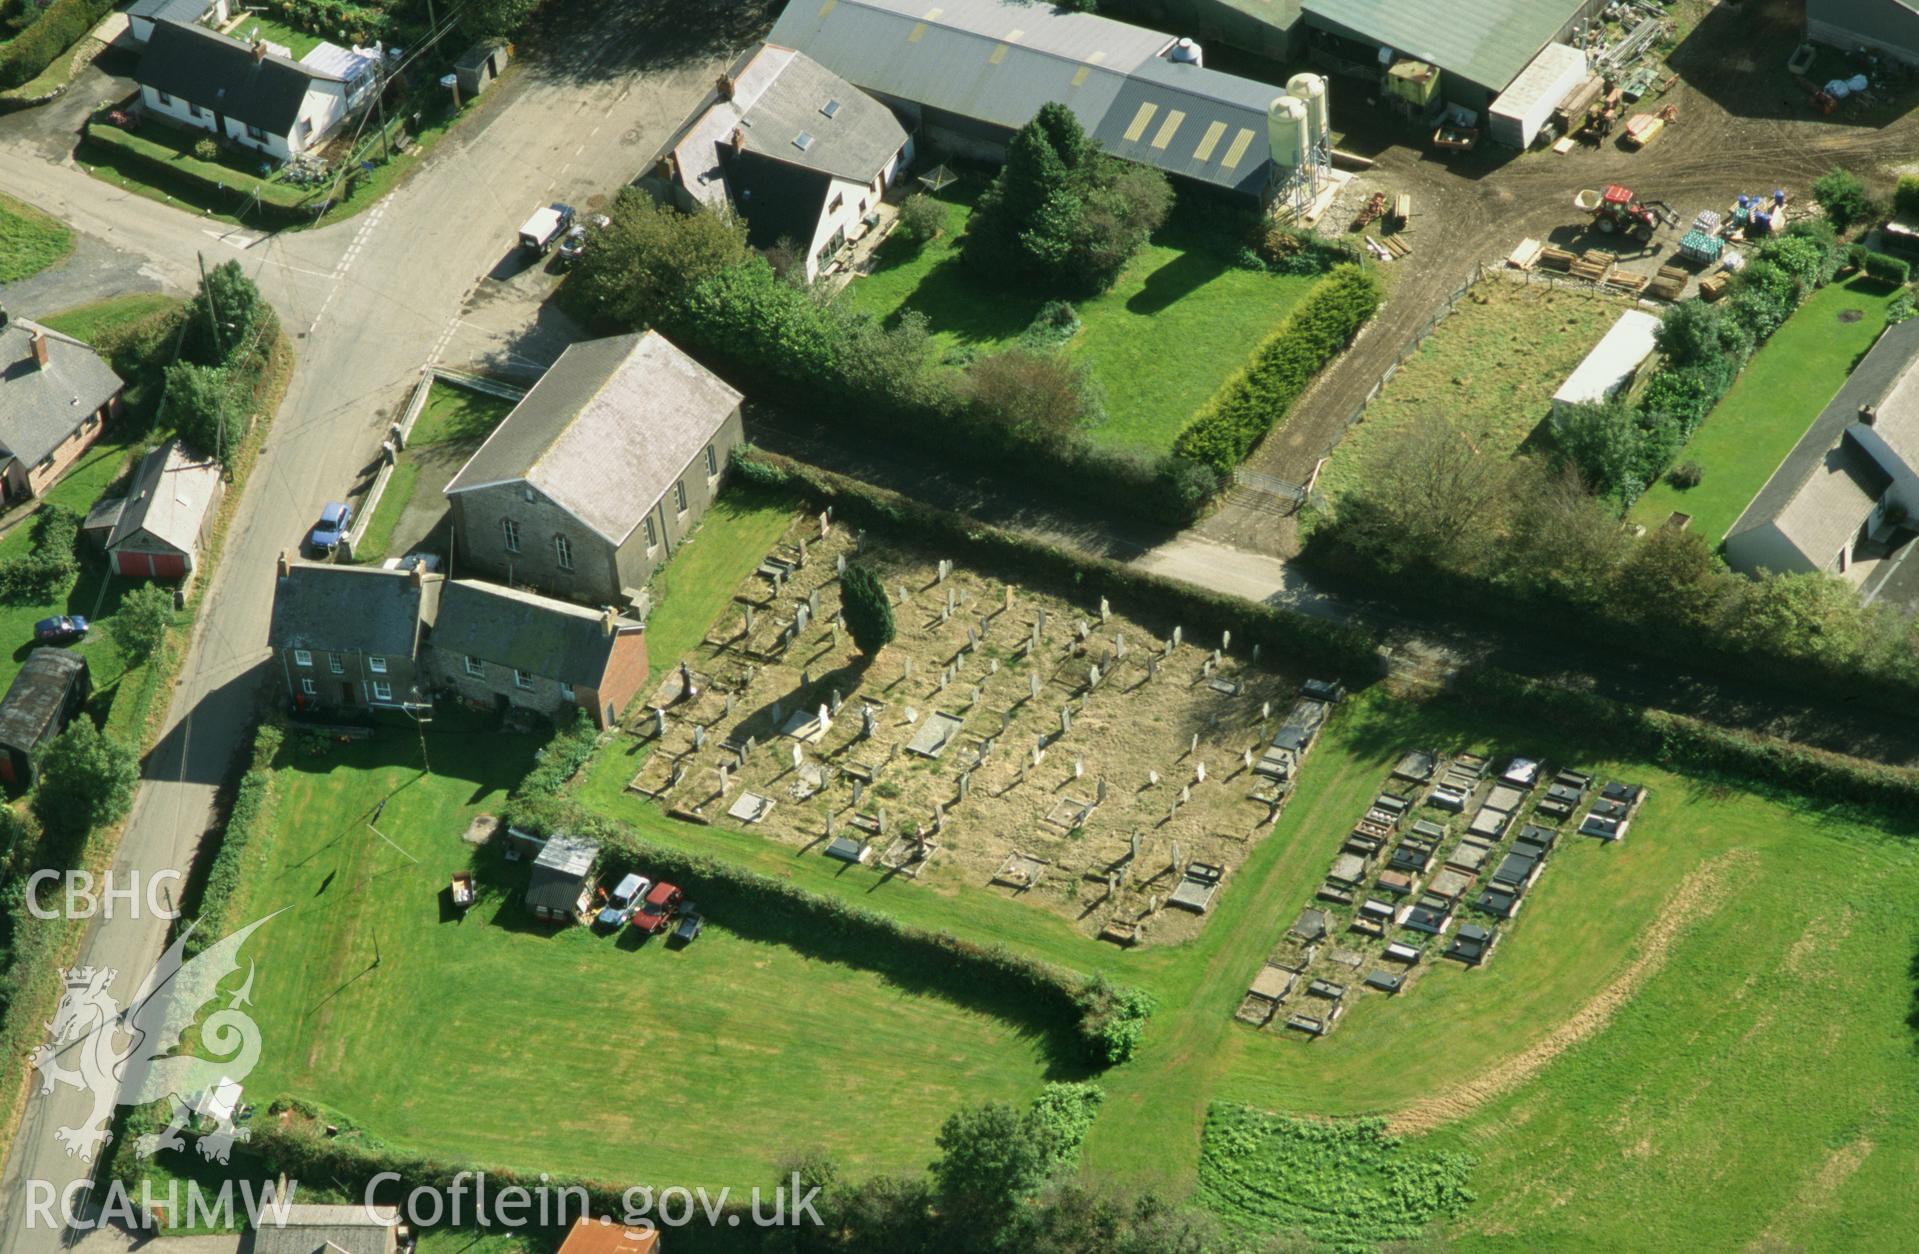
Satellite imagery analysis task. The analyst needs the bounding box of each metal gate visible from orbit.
[1230,468,1308,517]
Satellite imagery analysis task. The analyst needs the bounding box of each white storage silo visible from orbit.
[1286,72,1329,151]
[1168,37,1203,68]
[1267,95,1308,173]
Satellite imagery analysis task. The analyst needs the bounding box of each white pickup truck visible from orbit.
[517,203,575,254]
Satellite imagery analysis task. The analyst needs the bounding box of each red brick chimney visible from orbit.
[730,127,746,153]
[30,330,48,370]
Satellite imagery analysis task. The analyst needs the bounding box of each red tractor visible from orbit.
[1574,185,1676,241]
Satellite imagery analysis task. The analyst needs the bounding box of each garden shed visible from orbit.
[524,834,601,924]
[0,650,89,789]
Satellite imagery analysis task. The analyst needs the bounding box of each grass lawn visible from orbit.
[1317,278,1632,502]
[636,489,794,687]
[408,381,516,448]
[351,458,423,563]
[840,188,1317,456]
[1630,276,1905,540]
[37,293,180,344]
[227,14,325,59]
[0,191,73,283]
[230,727,1065,1189]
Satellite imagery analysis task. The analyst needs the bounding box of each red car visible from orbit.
[631,882,683,935]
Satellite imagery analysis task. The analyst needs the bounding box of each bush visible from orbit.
[0,0,114,90]
[1551,397,1646,503]
[1253,223,1362,276]
[560,189,751,331]
[966,348,1101,453]
[840,562,896,656]
[31,721,137,846]
[1017,299,1081,351]
[185,725,283,954]
[0,506,79,604]
[893,192,946,248]
[1897,174,1919,218]
[1848,242,1872,272]
[1811,168,1879,231]
[1667,459,1703,489]
[1073,973,1155,1064]
[191,137,221,161]
[1173,264,1381,474]
[1864,251,1911,286]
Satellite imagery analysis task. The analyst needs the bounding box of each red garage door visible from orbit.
[113,551,186,578]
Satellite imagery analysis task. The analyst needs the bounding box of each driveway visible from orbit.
[0,15,739,1246]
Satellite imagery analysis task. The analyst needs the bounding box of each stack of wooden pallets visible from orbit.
[1646,264,1689,301]
[1699,271,1732,301]
[1607,269,1650,294]
[1539,246,1577,272]
[1568,248,1615,283]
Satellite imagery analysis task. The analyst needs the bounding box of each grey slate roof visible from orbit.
[0,320,123,469]
[106,439,222,555]
[1302,0,1589,92]
[129,0,217,21]
[768,0,1289,197]
[445,331,742,545]
[268,564,441,659]
[737,46,910,182]
[0,650,86,755]
[431,579,639,688]
[137,19,342,136]
[1727,317,1919,545]
[250,1203,399,1254]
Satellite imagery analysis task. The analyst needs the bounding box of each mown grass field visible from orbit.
[1631,276,1904,540]
[841,188,1316,456]
[1316,279,1632,502]
[0,190,72,283]
[355,382,517,561]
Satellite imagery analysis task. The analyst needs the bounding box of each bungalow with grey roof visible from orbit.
[446,331,744,608]
[135,19,353,161]
[0,317,123,505]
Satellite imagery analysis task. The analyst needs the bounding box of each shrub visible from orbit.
[1254,223,1362,276]
[185,725,282,954]
[892,193,946,248]
[1173,264,1381,474]
[1864,251,1912,286]
[839,562,896,656]
[1897,174,1919,218]
[1551,397,1646,503]
[1667,459,1703,489]
[966,348,1100,453]
[0,0,115,91]
[191,137,222,161]
[1811,168,1878,231]
[1654,299,1750,368]
[1848,242,1872,272]
[561,190,751,330]
[1017,299,1081,351]
[31,722,138,846]
[0,505,79,603]
[108,583,174,667]
[1073,973,1155,1064]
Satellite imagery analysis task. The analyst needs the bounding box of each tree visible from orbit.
[1550,397,1646,503]
[32,721,138,847]
[183,260,270,368]
[1329,412,1515,569]
[1811,168,1879,232]
[840,563,895,657]
[929,1101,1052,1224]
[459,0,543,40]
[965,103,1171,295]
[164,362,244,468]
[108,584,174,668]
[1654,299,1750,369]
[562,189,751,330]
[965,349,1099,454]
[1897,173,1919,218]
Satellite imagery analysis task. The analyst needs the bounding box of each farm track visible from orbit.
[1386,848,1758,1135]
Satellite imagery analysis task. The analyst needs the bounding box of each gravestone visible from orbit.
[898,583,909,605]
[1222,629,1232,652]
[825,809,835,837]
[654,708,667,737]
[1243,748,1254,771]
[1099,596,1110,624]
[937,559,951,583]
[1262,700,1272,720]
[1030,672,1042,699]
[680,660,697,699]
[1171,840,1182,871]
[817,703,832,735]
[1148,769,1159,788]
[1195,761,1207,783]
[809,589,821,618]
[1115,634,1126,660]
[1074,758,1084,780]
[792,743,804,770]
[1060,706,1072,736]
[878,807,888,836]
[1180,784,1191,805]
[836,553,847,577]
[820,509,831,536]
[796,604,811,634]
[967,626,979,650]
[718,764,731,794]
[1190,733,1200,755]
[1173,625,1183,648]
[862,705,876,739]
[1096,775,1108,803]
[970,685,982,707]
[1004,584,1014,612]
[958,771,971,800]
[1147,654,1159,679]
[856,528,866,554]
[692,724,706,751]
[743,604,755,632]
[1129,829,1140,863]
[1252,642,1261,662]
[1088,664,1101,688]
[831,689,843,715]
[934,801,944,831]
[903,656,914,679]
[946,587,956,616]
[989,658,999,675]
[905,706,919,723]
[853,778,865,806]
[723,693,734,718]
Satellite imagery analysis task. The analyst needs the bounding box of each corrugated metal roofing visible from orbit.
[768,0,1290,196]
[107,439,222,555]
[1302,0,1590,92]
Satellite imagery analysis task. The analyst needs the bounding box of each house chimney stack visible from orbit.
[277,550,291,579]
[1860,404,1878,426]
[730,126,745,153]
[410,560,427,589]
[30,330,48,370]
[252,39,267,62]
[601,606,618,636]
[716,73,735,101]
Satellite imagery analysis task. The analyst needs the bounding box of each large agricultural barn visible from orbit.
[1807,0,1919,65]
[768,0,1330,206]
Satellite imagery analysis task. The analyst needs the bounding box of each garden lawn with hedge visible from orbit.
[0,191,73,282]
[1630,276,1904,540]
[843,189,1319,456]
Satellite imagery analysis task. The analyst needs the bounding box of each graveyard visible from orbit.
[609,509,1329,944]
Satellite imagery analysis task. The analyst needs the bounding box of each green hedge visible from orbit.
[0,505,79,603]
[1173,264,1381,474]
[1864,251,1912,286]
[80,122,319,222]
[183,724,283,954]
[732,446,1384,682]
[1450,667,1919,823]
[0,0,112,90]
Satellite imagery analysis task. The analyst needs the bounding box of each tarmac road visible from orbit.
[0,25,730,1247]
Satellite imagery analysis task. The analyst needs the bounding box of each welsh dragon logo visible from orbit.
[30,912,282,1164]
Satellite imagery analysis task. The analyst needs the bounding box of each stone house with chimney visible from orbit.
[426,577,647,729]
[268,558,443,713]
[0,317,123,505]
[444,331,744,609]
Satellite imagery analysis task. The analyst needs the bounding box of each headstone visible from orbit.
[1222,630,1232,652]
[1077,620,1090,642]
[1148,770,1159,788]
[746,734,757,754]
[1089,664,1101,688]
[937,667,950,691]
[831,624,841,649]
[1074,758,1084,780]
[853,778,865,806]
[1037,607,1048,636]
[856,528,866,554]
[800,668,811,690]
[719,764,732,794]
[809,589,821,618]
[654,707,668,737]
[1212,648,1222,666]
[878,807,888,835]
[692,724,706,751]
[946,587,956,615]
[743,604,756,631]
[958,771,972,800]
[1060,706,1072,736]
[1252,642,1262,662]
[937,559,951,583]
[831,689,843,715]
[680,660,696,699]
[1030,672,1042,699]
[836,552,847,577]
[1107,871,1119,899]
[1180,784,1191,805]
[934,801,944,830]
[862,705,876,739]
[970,685,982,707]
[1115,634,1126,660]
[967,626,979,650]
[1195,761,1207,783]
[1203,658,1215,677]
[1262,700,1272,720]
[1173,625,1183,648]
[1004,584,1014,612]
[1190,732,1200,755]
[1001,709,1013,733]
[898,583,909,606]
[723,692,734,718]
[905,706,919,723]
[820,509,831,536]
[1147,653,1159,679]
[792,743,803,770]
[1032,744,1044,768]
[1243,748,1254,771]
[796,604,811,634]
[1171,840,1182,871]
[825,808,834,837]
[818,703,832,734]
[989,658,999,675]
[940,602,951,626]
[1129,829,1140,863]
[798,536,808,564]
[1096,775,1107,803]
[1099,596,1111,624]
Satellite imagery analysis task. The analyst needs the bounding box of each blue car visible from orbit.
[309,502,352,554]
[34,615,89,645]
